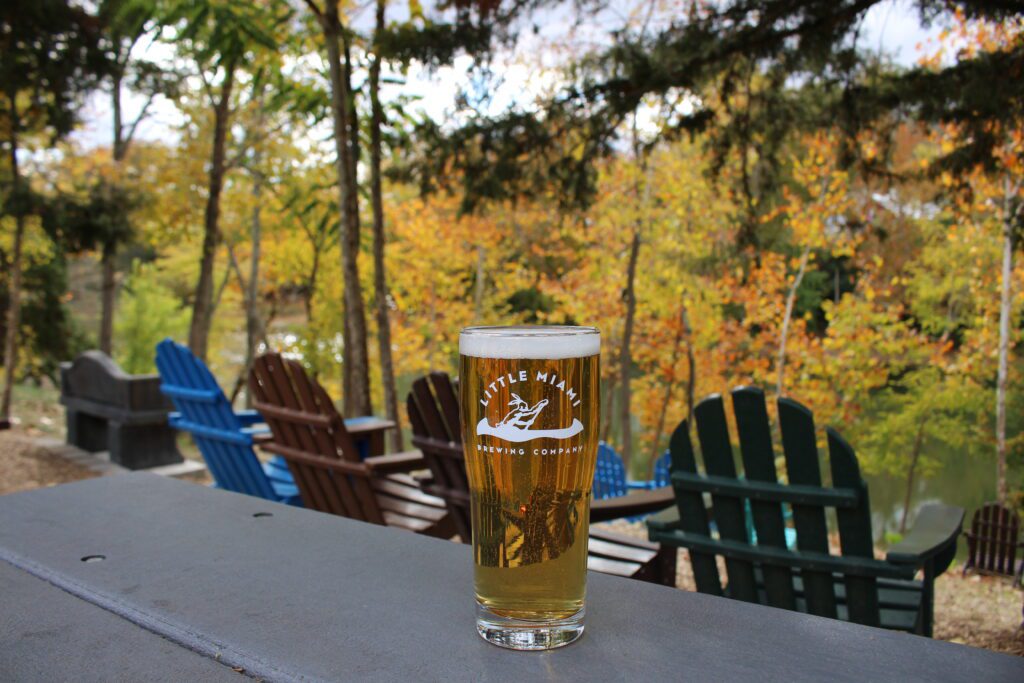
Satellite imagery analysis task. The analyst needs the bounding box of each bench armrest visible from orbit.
[886,503,964,574]
[590,486,675,523]
[364,450,426,474]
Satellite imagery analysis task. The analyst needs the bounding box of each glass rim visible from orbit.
[460,325,599,338]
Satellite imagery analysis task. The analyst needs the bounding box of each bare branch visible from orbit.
[300,0,324,23]
[121,92,157,156]
[196,67,218,110]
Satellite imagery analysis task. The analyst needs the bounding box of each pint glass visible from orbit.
[459,326,600,650]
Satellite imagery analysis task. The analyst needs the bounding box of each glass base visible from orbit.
[475,603,584,651]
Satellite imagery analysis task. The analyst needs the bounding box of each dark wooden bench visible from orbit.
[59,351,181,469]
[249,353,454,538]
[406,371,677,585]
[648,386,963,637]
[963,502,1023,584]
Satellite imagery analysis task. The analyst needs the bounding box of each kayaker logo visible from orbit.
[476,392,584,443]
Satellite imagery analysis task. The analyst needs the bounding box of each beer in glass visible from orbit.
[459,326,600,650]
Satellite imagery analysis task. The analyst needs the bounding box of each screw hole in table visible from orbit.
[81,555,106,563]
[253,512,273,518]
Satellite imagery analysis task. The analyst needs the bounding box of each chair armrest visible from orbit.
[412,471,434,485]
[364,450,426,474]
[645,507,681,533]
[234,409,265,427]
[886,503,964,573]
[247,430,273,446]
[590,486,675,523]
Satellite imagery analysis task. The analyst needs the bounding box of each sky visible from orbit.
[69,0,948,152]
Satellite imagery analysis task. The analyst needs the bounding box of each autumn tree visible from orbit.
[94,0,172,354]
[0,0,106,425]
[369,0,401,448]
[292,0,374,415]
[771,133,858,396]
[915,15,1024,504]
[165,0,284,362]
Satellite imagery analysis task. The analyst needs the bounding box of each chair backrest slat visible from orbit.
[978,504,992,570]
[155,339,275,500]
[427,373,472,498]
[249,354,383,524]
[667,420,723,595]
[778,398,837,619]
[732,387,795,610]
[652,450,672,488]
[694,395,758,602]
[431,373,462,442]
[967,502,1021,577]
[1000,506,1019,574]
[407,374,472,540]
[593,444,628,499]
[828,428,880,627]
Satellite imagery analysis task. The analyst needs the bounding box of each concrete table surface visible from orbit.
[1,474,1021,682]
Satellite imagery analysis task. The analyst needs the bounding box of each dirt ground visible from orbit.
[0,430,98,495]
[2,423,1020,658]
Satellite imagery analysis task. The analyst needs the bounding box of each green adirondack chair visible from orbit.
[648,386,963,637]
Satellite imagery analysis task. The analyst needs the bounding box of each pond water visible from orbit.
[865,440,994,556]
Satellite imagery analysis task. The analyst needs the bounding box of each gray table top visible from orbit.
[1,474,1021,682]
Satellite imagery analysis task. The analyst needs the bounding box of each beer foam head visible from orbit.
[460,326,600,359]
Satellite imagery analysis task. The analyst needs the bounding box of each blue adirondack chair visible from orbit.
[593,442,629,499]
[155,339,301,505]
[625,449,672,491]
[652,450,672,488]
[595,444,670,495]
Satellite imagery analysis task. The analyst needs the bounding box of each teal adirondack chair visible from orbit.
[155,339,301,505]
[648,386,963,637]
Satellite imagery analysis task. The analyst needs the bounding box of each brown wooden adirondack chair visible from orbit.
[249,353,454,538]
[406,371,677,585]
[963,502,1024,584]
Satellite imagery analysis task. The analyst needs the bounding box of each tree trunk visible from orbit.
[474,245,486,320]
[188,61,237,362]
[101,71,126,355]
[242,174,264,408]
[99,242,116,355]
[370,0,401,451]
[306,246,320,324]
[776,244,811,397]
[995,176,1015,505]
[683,305,696,430]
[618,229,641,472]
[1,96,24,424]
[901,416,927,534]
[112,71,125,161]
[322,2,372,417]
[601,374,616,443]
[648,303,688,477]
[1,215,24,424]
[239,85,268,407]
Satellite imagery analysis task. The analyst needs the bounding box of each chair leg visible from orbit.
[920,560,935,638]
